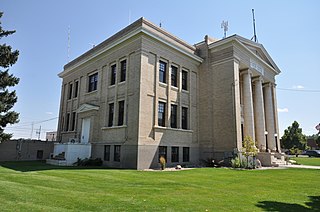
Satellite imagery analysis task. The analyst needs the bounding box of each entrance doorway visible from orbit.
[81,118,91,144]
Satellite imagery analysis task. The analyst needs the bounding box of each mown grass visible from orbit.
[291,157,320,166]
[0,161,319,211]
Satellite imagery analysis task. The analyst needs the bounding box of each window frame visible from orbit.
[108,103,114,127]
[71,112,76,131]
[110,64,116,85]
[114,145,121,162]
[158,101,166,127]
[171,146,179,163]
[183,147,190,162]
[171,65,178,87]
[159,60,167,83]
[118,100,125,126]
[104,145,111,161]
[74,81,79,98]
[182,107,188,130]
[68,83,73,100]
[182,70,188,91]
[158,146,167,162]
[120,59,126,82]
[88,72,98,92]
[170,104,177,128]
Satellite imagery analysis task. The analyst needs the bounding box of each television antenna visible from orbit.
[221,20,228,39]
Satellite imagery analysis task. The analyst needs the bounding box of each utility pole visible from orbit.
[36,125,41,140]
[30,122,34,139]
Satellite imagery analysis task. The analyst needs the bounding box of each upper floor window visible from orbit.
[108,103,114,127]
[65,113,70,131]
[68,83,73,100]
[74,81,79,98]
[182,107,188,130]
[182,70,188,91]
[171,104,177,128]
[110,64,116,85]
[118,100,125,126]
[158,102,166,127]
[88,73,98,92]
[71,112,76,131]
[171,66,177,87]
[159,61,167,83]
[120,60,126,82]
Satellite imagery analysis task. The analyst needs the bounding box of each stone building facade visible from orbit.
[55,17,282,169]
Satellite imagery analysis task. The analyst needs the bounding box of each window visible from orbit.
[158,102,166,127]
[120,60,126,82]
[108,103,114,127]
[171,146,179,163]
[171,104,177,128]
[110,64,116,85]
[114,145,121,162]
[171,66,177,87]
[71,112,76,131]
[182,107,188,130]
[183,147,190,162]
[182,70,188,90]
[159,61,167,83]
[118,100,125,126]
[68,83,73,99]
[74,81,79,98]
[88,73,98,92]
[36,150,44,160]
[158,146,167,161]
[104,145,110,161]
[65,113,70,131]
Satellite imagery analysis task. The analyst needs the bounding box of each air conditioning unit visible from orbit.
[68,138,79,143]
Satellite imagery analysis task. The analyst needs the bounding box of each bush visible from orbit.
[231,156,241,168]
[74,158,103,166]
[159,156,166,170]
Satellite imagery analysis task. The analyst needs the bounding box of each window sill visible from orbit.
[182,89,189,94]
[159,82,167,88]
[153,125,193,133]
[101,125,127,130]
[108,84,116,89]
[118,81,126,85]
[171,86,178,91]
[85,90,98,95]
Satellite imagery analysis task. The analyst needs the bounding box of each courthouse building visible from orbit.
[52,17,283,169]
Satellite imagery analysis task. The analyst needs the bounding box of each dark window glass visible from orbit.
[120,60,126,82]
[71,112,76,131]
[158,102,166,127]
[159,61,167,83]
[182,107,188,130]
[118,100,125,126]
[110,64,116,85]
[182,70,188,90]
[74,81,79,98]
[171,104,177,128]
[158,146,167,161]
[88,73,98,92]
[36,150,43,159]
[114,145,121,162]
[65,113,70,131]
[108,103,114,127]
[171,66,177,87]
[171,146,179,163]
[104,145,110,161]
[183,147,190,162]
[68,83,73,99]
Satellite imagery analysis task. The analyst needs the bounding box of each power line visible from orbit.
[277,88,320,93]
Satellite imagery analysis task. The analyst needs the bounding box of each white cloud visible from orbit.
[46,112,53,115]
[292,85,304,89]
[278,108,289,113]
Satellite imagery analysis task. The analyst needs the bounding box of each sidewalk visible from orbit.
[279,164,320,169]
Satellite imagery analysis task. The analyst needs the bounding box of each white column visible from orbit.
[241,69,255,141]
[263,82,276,151]
[253,76,266,151]
[272,84,281,152]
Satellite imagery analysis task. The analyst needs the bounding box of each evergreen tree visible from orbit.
[280,121,306,150]
[0,12,20,142]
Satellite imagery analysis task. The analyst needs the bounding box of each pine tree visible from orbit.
[0,12,20,142]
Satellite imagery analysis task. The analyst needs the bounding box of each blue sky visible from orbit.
[2,0,320,139]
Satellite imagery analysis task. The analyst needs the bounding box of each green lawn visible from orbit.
[291,157,320,166]
[0,161,319,211]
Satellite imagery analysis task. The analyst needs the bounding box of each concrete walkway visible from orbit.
[279,164,320,169]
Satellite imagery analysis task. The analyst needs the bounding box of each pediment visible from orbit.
[77,104,99,113]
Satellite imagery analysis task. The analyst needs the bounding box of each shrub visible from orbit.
[231,156,241,168]
[159,156,166,170]
[74,158,103,166]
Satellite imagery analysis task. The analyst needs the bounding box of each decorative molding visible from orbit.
[77,104,99,113]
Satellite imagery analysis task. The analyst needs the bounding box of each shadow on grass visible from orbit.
[256,196,320,211]
[0,161,108,172]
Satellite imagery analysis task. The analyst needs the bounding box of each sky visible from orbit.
[1,0,320,140]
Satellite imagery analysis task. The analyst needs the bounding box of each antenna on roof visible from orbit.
[251,9,258,42]
[221,20,228,39]
[67,25,70,62]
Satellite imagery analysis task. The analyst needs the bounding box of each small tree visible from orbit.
[242,136,258,169]
[281,121,306,150]
[0,12,20,142]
